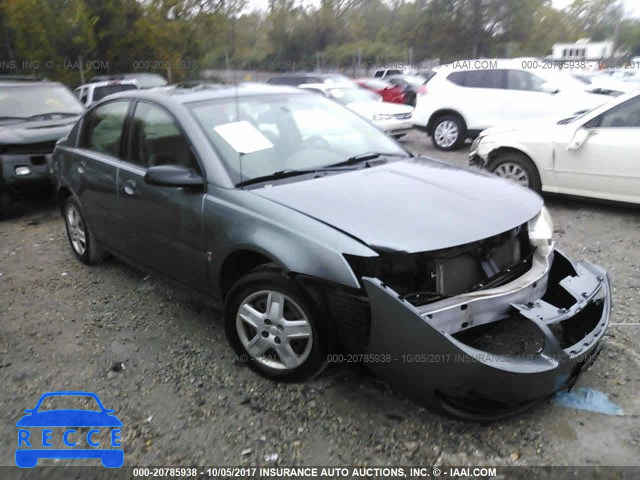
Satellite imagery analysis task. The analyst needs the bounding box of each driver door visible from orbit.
[553,96,640,203]
[116,101,208,290]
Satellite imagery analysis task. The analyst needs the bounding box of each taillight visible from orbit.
[418,84,428,95]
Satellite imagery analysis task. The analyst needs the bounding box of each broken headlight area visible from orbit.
[349,245,609,420]
[345,224,533,306]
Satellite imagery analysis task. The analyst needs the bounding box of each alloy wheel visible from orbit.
[493,162,531,187]
[66,204,87,255]
[236,290,313,370]
[433,120,459,148]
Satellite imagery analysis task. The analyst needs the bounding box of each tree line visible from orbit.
[1,0,639,86]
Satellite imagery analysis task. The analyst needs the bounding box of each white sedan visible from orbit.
[299,83,414,138]
[469,90,640,204]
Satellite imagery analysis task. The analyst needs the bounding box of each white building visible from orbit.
[550,39,614,61]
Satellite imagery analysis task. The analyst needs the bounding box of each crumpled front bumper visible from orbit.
[362,246,610,420]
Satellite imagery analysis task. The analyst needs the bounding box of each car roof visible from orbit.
[435,59,527,72]
[77,79,138,89]
[299,82,357,91]
[102,82,309,106]
[0,80,64,87]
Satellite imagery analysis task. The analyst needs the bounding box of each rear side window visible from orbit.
[80,101,129,157]
[447,70,506,89]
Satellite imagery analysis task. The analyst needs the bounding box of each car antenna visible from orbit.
[230,49,243,185]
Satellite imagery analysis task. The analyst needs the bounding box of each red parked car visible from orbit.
[355,78,406,104]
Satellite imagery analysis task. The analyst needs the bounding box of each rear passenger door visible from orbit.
[448,69,507,129]
[504,69,553,121]
[75,100,130,250]
[116,101,207,290]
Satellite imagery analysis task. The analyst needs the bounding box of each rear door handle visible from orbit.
[123,179,136,195]
[78,161,86,174]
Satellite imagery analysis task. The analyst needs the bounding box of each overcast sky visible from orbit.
[246,0,640,18]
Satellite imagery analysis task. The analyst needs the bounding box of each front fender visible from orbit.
[203,186,377,296]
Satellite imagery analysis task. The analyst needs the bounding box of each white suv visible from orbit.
[412,59,610,150]
[73,80,138,107]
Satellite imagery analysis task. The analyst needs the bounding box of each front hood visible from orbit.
[252,158,543,253]
[347,101,413,117]
[480,117,564,138]
[0,118,79,145]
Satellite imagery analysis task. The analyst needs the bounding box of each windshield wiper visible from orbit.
[237,164,366,188]
[329,151,410,168]
[237,169,322,187]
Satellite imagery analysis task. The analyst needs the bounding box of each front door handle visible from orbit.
[123,179,136,195]
[77,161,86,174]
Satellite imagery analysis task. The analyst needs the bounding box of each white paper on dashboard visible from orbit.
[214,121,274,154]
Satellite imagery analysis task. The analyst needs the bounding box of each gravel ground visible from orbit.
[1,131,639,474]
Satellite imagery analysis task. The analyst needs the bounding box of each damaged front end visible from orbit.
[343,221,610,420]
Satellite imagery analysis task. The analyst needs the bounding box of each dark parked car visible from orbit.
[1,80,84,215]
[52,85,610,420]
[266,72,352,86]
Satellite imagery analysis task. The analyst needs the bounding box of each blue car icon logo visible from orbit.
[16,391,123,468]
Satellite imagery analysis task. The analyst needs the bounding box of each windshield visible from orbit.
[189,93,407,185]
[93,84,137,102]
[0,85,84,118]
[328,87,379,104]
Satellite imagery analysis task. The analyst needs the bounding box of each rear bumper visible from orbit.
[362,246,610,420]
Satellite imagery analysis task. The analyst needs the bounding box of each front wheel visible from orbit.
[431,114,466,151]
[224,265,327,382]
[488,152,542,192]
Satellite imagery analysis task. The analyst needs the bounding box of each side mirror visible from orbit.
[566,127,592,151]
[144,165,204,187]
[540,82,560,94]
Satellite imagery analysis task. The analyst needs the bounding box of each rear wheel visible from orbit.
[63,196,105,265]
[431,114,466,151]
[488,152,542,192]
[224,265,327,382]
[0,189,11,219]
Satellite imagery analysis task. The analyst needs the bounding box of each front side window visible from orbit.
[129,102,197,169]
[507,70,545,91]
[80,101,129,157]
[189,93,407,184]
[595,97,640,128]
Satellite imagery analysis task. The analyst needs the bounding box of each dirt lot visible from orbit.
[1,131,639,474]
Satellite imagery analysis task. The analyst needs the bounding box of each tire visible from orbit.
[430,114,466,151]
[62,196,105,265]
[224,264,327,382]
[488,152,542,192]
[0,189,11,219]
